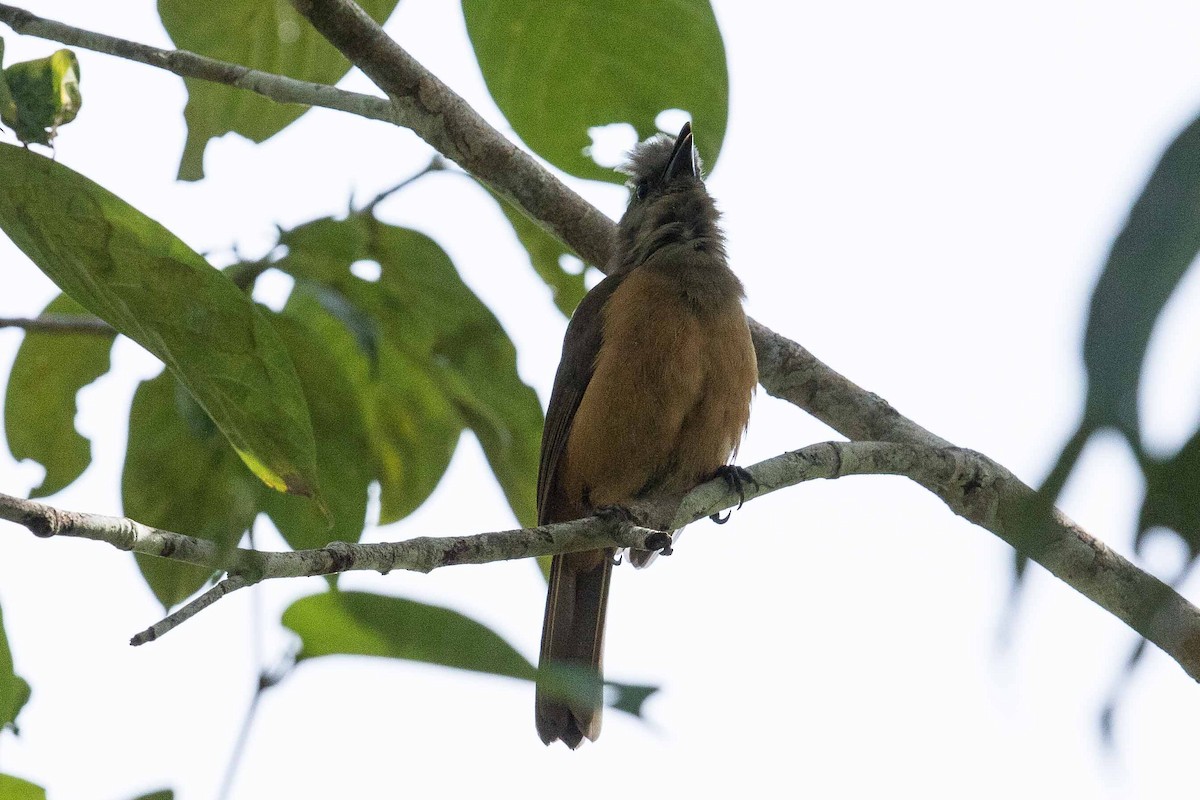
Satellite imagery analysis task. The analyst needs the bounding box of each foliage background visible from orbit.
[2,1,1200,798]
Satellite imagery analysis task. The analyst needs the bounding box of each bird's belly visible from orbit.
[560,271,756,511]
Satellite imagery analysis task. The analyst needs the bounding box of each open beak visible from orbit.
[663,121,697,182]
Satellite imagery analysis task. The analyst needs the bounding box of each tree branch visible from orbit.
[0,314,113,334]
[0,4,397,124]
[5,441,1200,682]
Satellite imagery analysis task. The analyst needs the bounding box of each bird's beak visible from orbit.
[663,121,697,182]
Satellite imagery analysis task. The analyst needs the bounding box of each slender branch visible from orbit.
[358,154,447,212]
[0,314,113,335]
[6,441,1200,682]
[0,4,397,124]
[130,575,249,645]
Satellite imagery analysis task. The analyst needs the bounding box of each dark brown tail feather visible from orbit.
[535,548,614,747]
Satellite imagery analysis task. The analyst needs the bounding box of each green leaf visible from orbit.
[0,601,31,734]
[490,189,587,315]
[130,791,174,800]
[277,215,542,526]
[4,294,115,497]
[260,313,372,551]
[282,591,657,716]
[1084,112,1200,443]
[283,590,536,679]
[123,373,262,609]
[0,144,321,502]
[284,283,463,527]
[157,0,400,181]
[0,775,45,800]
[1138,427,1200,559]
[0,48,81,146]
[462,0,728,183]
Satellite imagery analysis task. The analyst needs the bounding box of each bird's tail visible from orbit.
[535,548,614,748]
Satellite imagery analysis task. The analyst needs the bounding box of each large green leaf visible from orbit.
[462,0,728,183]
[282,590,658,716]
[0,775,44,800]
[277,214,542,526]
[490,189,587,316]
[283,590,535,680]
[123,373,262,609]
[157,0,400,180]
[0,601,31,734]
[260,313,372,551]
[0,144,321,502]
[0,48,80,146]
[1083,112,1200,444]
[4,294,115,497]
[284,279,463,528]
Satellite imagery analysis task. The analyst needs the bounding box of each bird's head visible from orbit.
[613,121,725,272]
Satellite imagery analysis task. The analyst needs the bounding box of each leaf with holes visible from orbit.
[463,0,728,183]
[277,214,542,526]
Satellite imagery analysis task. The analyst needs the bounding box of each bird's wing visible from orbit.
[537,273,623,525]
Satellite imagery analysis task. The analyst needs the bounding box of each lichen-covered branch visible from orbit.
[6,441,1200,682]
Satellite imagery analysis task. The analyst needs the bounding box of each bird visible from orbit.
[534,121,757,748]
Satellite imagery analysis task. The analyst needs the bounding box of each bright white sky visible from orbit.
[3,2,1200,798]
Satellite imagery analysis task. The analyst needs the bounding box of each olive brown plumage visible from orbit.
[534,123,757,747]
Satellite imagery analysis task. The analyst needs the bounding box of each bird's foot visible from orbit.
[709,465,757,524]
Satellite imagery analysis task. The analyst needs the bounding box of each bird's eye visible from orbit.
[634,179,650,201]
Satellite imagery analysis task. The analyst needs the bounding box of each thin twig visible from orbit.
[0,315,113,335]
[359,154,447,212]
[0,3,397,124]
[129,576,250,645]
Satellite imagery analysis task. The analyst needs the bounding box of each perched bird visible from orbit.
[534,122,757,747]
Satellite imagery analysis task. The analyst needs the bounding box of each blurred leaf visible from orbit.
[0,40,17,132]
[0,144,321,502]
[490,190,587,315]
[0,601,31,734]
[1138,427,1200,558]
[123,373,261,610]
[157,0,400,180]
[283,590,535,680]
[260,313,372,551]
[283,591,657,716]
[0,48,80,146]
[1084,112,1200,443]
[277,214,542,526]
[462,0,728,183]
[0,775,44,800]
[130,791,174,800]
[284,278,462,527]
[4,293,115,497]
